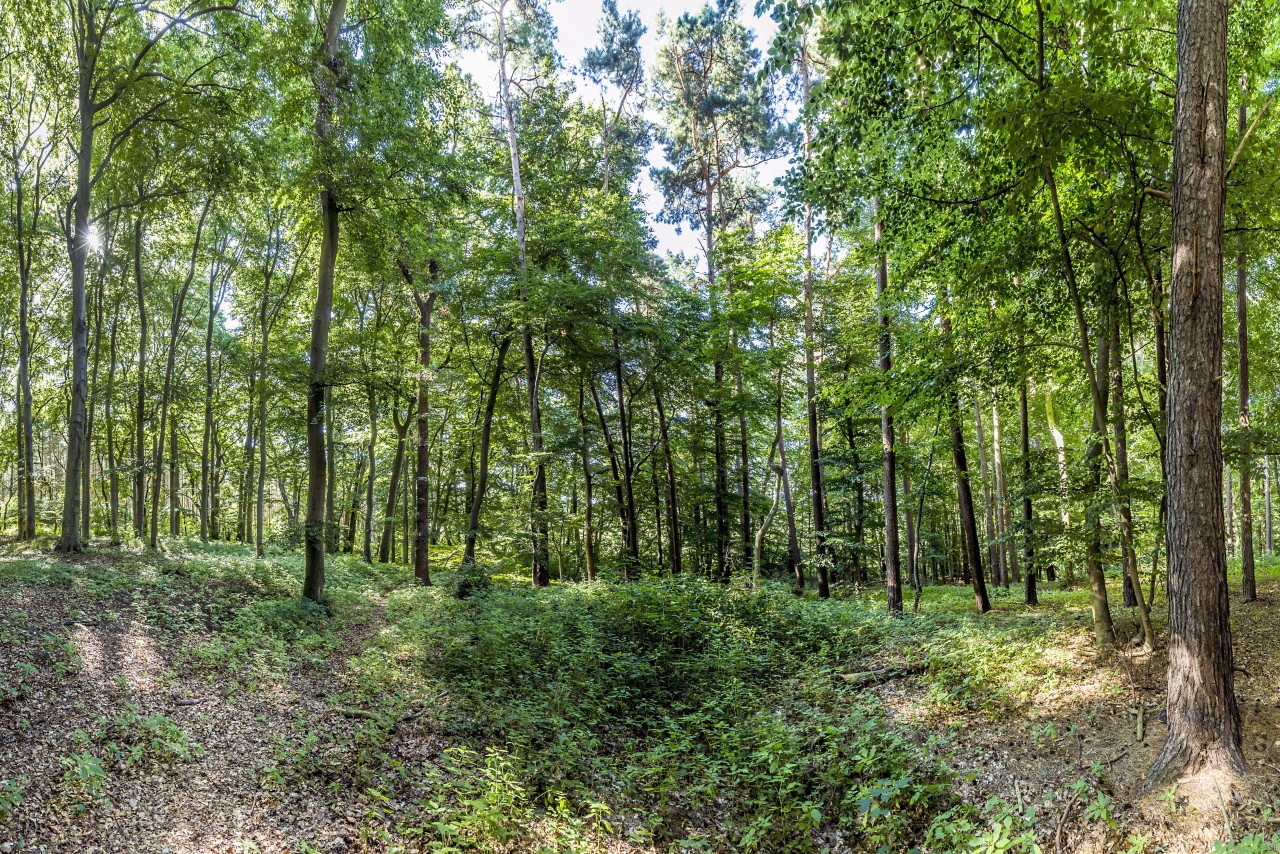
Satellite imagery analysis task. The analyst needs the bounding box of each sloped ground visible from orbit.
[0,541,1278,853]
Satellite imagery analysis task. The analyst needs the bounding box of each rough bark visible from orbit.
[303,0,347,603]
[1146,0,1244,788]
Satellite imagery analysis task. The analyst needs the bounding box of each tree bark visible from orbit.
[1146,0,1244,788]
[363,386,377,564]
[877,206,900,610]
[303,0,347,602]
[974,400,1001,585]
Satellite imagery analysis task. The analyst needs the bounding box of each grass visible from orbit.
[0,538,1207,852]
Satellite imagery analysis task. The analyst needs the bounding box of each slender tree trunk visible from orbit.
[974,400,1000,585]
[1236,87,1255,601]
[1045,391,1072,586]
[408,264,439,582]
[942,312,990,613]
[463,336,512,566]
[83,262,106,539]
[362,388,376,564]
[1020,376,1036,605]
[168,419,179,535]
[150,200,211,549]
[201,256,216,542]
[654,383,681,574]
[324,386,336,552]
[798,42,828,590]
[1147,0,1244,788]
[1085,326,1117,647]
[1111,309,1155,648]
[379,407,409,563]
[1266,455,1273,553]
[992,406,1019,585]
[877,206,900,610]
[344,455,364,554]
[303,0,347,602]
[106,307,120,544]
[1226,467,1235,557]
[579,384,597,582]
[776,384,803,593]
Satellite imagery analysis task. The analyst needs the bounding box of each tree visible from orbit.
[1145,0,1244,788]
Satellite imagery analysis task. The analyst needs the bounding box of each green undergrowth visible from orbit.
[0,539,1161,851]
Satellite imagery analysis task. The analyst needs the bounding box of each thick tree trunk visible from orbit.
[303,0,347,603]
[1146,0,1244,788]
[58,68,95,553]
[877,208,900,610]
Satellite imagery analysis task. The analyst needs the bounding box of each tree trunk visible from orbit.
[1020,376,1036,605]
[362,388,377,564]
[106,306,120,544]
[799,44,828,591]
[1265,455,1273,553]
[942,312,990,613]
[992,406,1019,585]
[579,384,597,582]
[974,401,1001,586]
[57,39,96,554]
[379,406,409,563]
[150,200,211,548]
[1085,325,1117,647]
[344,455,364,554]
[84,256,106,539]
[303,0,347,603]
[168,418,179,536]
[1236,85,1255,601]
[877,206,900,610]
[462,336,512,566]
[1112,308,1155,649]
[412,274,435,584]
[776,385,803,593]
[1146,0,1244,788]
[654,383,681,574]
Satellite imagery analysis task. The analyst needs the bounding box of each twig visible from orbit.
[172,696,210,707]
[1055,791,1080,854]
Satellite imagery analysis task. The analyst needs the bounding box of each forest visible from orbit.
[0,0,1277,850]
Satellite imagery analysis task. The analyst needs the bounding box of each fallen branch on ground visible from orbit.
[838,663,927,687]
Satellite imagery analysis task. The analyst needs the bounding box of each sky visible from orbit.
[456,0,788,260]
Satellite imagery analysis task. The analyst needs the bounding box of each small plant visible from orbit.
[60,751,106,801]
[0,776,27,821]
[1159,784,1180,815]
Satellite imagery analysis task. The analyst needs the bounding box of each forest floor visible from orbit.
[0,541,1278,853]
